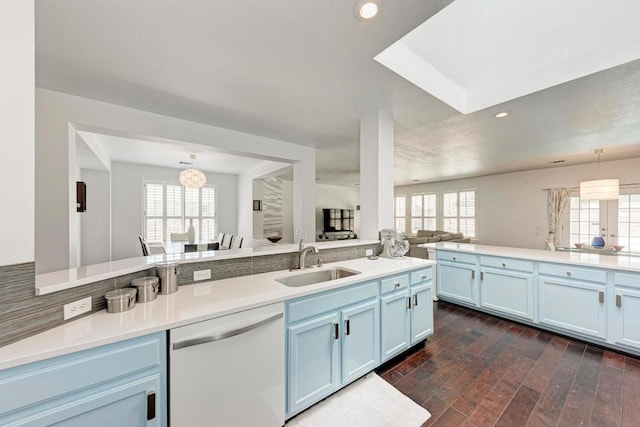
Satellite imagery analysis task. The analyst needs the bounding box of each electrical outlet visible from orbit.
[193,269,212,281]
[63,296,92,320]
[365,249,373,256]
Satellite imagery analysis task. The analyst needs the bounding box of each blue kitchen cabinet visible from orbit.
[538,263,607,340]
[341,299,380,385]
[0,332,166,427]
[286,280,379,417]
[287,312,341,416]
[479,256,534,321]
[436,251,478,305]
[380,289,410,362]
[409,268,434,345]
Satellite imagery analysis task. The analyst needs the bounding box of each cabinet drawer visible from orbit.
[380,273,410,294]
[480,256,533,272]
[539,263,607,284]
[410,268,432,285]
[287,281,378,323]
[614,272,640,289]
[0,332,164,415]
[436,250,476,265]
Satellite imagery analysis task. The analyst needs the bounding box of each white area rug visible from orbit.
[285,373,431,427]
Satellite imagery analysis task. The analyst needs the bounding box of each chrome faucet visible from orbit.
[298,238,319,270]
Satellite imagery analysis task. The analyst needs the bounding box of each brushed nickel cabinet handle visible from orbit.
[333,322,339,339]
[598,291,604,303]
[616,295,622,307]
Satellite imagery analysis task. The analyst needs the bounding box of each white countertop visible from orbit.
[420,242,640,272]
[35,239,380,295]
[2,256,434,371]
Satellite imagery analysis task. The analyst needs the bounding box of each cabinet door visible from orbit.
[2,374,162,427]
[538,276,606,339]
[614,287,640,350]
[438,261,477,304]
[380,290,410,362]
[287,312,340,416]
[480,268,533,320]
[410,283,434,345]
[341,299,380,384]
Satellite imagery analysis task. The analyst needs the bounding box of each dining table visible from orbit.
[163,239,219,254]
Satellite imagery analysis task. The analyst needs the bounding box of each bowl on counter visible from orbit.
[612,245,625,252]
[267,236,282,243]
[574,243,584,249]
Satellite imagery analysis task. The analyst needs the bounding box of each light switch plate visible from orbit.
[365,249,374,256]
[63,296,92,320]
[193,269,212,281]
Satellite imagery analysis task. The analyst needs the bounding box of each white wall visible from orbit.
[110,162,238,261]
[80,169,111,266]
[395,158,640,250]
[315,183,360,236]
[0,1,34,267]
[282,179,294,243]
[36,89,316,273]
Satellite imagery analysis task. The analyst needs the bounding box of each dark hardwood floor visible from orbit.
[376,301,640,427]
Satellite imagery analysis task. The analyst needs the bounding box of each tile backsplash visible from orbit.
[0,242,381,348]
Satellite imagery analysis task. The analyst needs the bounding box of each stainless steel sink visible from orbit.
[275,267,361,287]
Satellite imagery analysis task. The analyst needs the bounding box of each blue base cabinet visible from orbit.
[286,266,434,419]
[0,333,167,427]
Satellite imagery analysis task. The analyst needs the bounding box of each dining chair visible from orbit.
[138,235,149,256]
[207,242,220,250]
[230,236,243,249]
[170,232,189,241]
[217,232,225,244]
[184,244,198,253]
[221,234,232,249]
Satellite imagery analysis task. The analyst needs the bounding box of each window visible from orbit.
[394,196,406,232]
[442,190,476,237]
[618,194,640,252]
[144,181,217,242]
[569,196,600,246]
[410,194,437,233]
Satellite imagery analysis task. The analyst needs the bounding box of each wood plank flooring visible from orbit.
[376,301,640,427]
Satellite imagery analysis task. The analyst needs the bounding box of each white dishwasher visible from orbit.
[169,302,284,427]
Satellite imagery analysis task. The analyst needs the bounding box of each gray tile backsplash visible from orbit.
[0,242,381,348]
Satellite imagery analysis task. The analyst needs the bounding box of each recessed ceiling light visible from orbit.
[549,160,566,164]
[494,111,509,118]
[354,1,380,21]
[411,179,421,182]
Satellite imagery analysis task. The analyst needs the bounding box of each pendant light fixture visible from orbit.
[179,154,207,189]
[579,149,619,200]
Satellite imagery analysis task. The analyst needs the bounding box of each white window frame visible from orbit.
[441,189,477,238]
[143,180,218,242]
[410,193,437,233]
[393,195,407,233]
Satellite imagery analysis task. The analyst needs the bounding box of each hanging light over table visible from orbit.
[179,154,207,189]
[579,149,619,200]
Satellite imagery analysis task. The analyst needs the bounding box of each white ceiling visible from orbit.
[375,0,640,114]
[35,0,640,187]
[76,131,288,175]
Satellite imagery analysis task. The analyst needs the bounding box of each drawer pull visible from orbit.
[345,319,351,336]
[414,294,418,306]
[453,256,457,261]
[480,271,484,281]
[598,291,604,303]
[395,282,400,288]
[502,263,506,268]
[421,274,427,280]
[566,271,572,277]
[333,322,339,339]
[616,295,622,307]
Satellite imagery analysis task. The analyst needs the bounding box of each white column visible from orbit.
[359,110,394,240]
[0,0,34,266]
